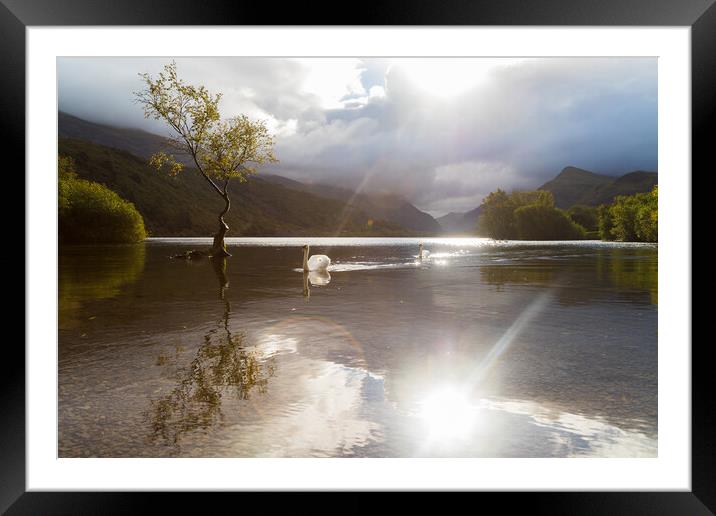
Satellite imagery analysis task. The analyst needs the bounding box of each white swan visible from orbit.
[302,244,331,272]
[418,243,431,261]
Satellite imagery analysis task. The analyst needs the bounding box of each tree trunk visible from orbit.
[211,217,231,257]
[210,191,232,257]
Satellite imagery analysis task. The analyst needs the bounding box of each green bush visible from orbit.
[635,185,658,242]
[514,204,586,240]
[477,188,584,240]
[598,185,657,242]
[476,189,518,239]
[598,204,614,240]
[59,156,147,243]
[567,204,599,232]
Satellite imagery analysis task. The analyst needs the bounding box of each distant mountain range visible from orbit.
[58,112,440,236]
[538,166,658,209]
[58,112,657,237]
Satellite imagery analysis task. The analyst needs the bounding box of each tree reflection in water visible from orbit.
[480,247,657,306]
[59,243,146,329]
[599,248,657,305]
[146,257,276,448]
[480,265,554,291]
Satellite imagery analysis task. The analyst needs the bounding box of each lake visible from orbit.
[58,237,657,457]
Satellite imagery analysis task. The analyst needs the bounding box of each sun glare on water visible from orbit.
[419,386,480,442]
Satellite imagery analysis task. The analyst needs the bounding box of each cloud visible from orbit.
[58,57,657,216]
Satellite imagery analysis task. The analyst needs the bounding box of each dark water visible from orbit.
[59,237,657,457]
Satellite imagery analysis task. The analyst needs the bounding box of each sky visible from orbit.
[58,57,657,216]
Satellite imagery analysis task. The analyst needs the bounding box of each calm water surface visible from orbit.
[59,237,657,457]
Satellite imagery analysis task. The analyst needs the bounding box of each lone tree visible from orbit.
[135,62,277,257]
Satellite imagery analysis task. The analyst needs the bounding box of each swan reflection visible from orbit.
[302,270,331,298]
[309,270,331,286]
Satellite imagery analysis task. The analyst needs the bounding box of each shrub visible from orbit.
[514,204,586,240]
[567,204,599,232]
[635,185,658,242]
[477,188,585,240]
[59,156,147,243]
[598,186,657,242]
[598,204,615,240]
[476,189,518,239]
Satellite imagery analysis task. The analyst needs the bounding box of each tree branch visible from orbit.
[190,151,225,198]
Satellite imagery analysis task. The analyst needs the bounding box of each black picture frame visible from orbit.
[4,0,709,512]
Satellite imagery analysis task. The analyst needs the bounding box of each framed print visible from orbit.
[4,0,710,512]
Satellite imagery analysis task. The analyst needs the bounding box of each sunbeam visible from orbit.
[468,290,554,387]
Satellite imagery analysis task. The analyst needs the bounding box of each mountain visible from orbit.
[58,111,190,164]
[262,175,440,233]
[586,171,658,206]
[436,212,467,231]
[537,166,615,208]
[59,138,413,237]
[538,166,657,208]
[436,207,482,235]
[58,112,441,234]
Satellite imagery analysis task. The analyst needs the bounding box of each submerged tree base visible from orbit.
[171,223,232,260]
[210,246,232,258]
[210,220,232,258]
[170,248,232,260]
[170,250,210,260]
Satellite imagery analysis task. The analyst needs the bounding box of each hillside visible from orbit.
[58,138,412,237]
[537,166,615,208]
[262,175,440,233]
[538,166,657,208]
[58,111,194,164]
[587,171,658,206]
[59,112,441,233]
[435,212,466,232]
[436,206,482,235]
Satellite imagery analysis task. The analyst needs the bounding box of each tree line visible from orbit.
[598,186,657,242]
[477,186,657,242]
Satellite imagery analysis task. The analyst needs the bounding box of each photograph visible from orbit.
[56,56,659,459]
[0,0,708,504]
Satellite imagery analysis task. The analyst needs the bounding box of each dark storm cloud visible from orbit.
[58,57,657,215]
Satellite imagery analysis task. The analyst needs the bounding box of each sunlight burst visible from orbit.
[419,386,479,442]
[390,58,526,98]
